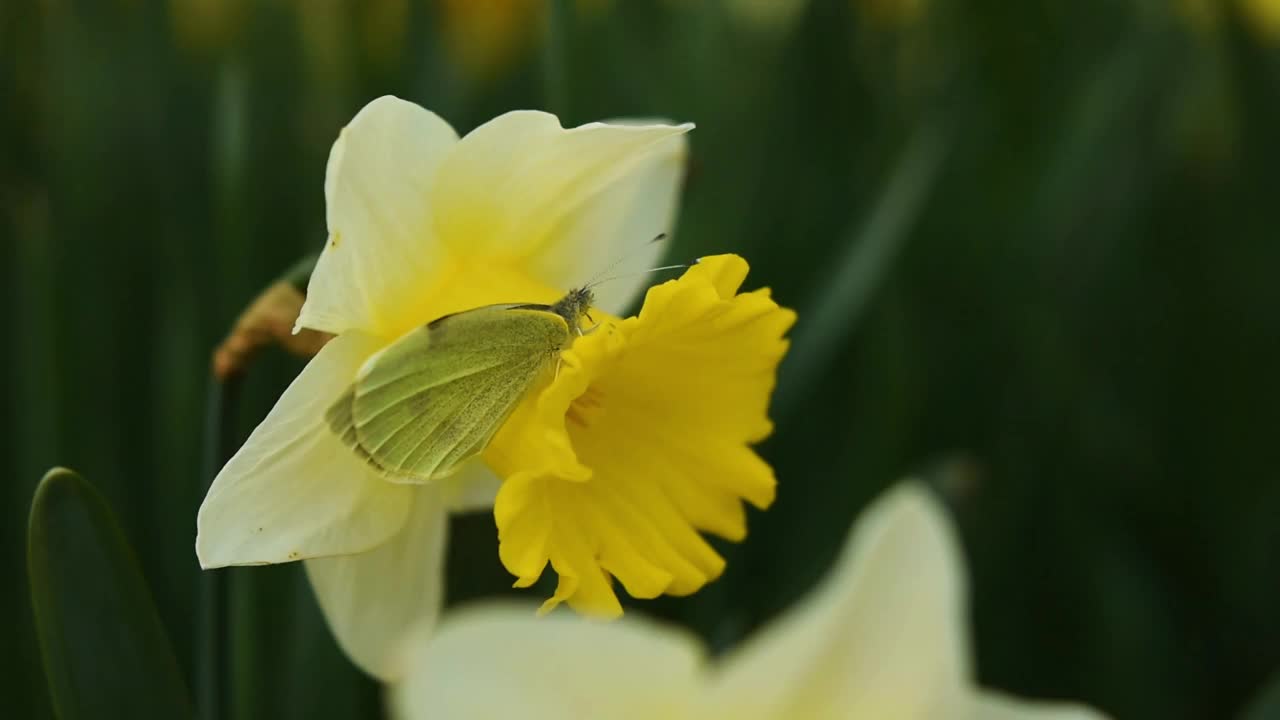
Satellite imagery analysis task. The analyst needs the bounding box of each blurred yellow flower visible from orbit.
[859,0,926,27]
[720,0,809,33]
[1181,0,1280,41]
[437,0,543,81]
[392,483,1111,720]
[718,0,926,34]
[434,0,614,81]
[488,255,795,616]
[169,0,248,53]
[195,95,690,679]
[1239,0,1280,40]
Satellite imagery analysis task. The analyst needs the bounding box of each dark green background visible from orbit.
[6,1,1280,718]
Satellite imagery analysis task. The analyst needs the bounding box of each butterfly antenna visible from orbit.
[584,232,669,287]
[587,261,693,290]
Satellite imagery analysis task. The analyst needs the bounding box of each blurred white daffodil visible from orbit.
[195,95,690,680]
[392,483,1110,720]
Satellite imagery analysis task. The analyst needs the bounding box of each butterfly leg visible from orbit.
[579,310,599,336]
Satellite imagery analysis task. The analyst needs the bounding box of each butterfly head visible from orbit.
[551,286,595,336]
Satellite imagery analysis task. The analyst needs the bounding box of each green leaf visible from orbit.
[28,467,195,720]
[1242,670,1280,720]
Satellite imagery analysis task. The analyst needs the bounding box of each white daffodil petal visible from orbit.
[196,333,412,568]
[432,111,691,313]
[705,483,969,719]
[436,461,503,513]
[546,130,687,314]
[298,95,460,337]
[391,604,703,720]
[966,692,1112,720]
[305,484,448,681]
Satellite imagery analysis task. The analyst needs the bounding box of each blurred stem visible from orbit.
[774,125,949,421]
[1028,46,1147,240]
[543,0,574,120]
[198,376,240,719]
[1241,668,1280,720]
[280,252,320,295]
[200,51,249,720]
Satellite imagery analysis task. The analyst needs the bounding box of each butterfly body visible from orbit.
[326,286,594,481]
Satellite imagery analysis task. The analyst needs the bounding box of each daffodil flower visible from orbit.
[486,254,795,616]
[195,95,691,679]
[392,483,1111,720]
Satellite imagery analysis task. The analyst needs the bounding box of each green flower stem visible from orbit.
[280,252,320,295]
[198,376,241,720]
[543,0,574,121]
[774,124,950,421]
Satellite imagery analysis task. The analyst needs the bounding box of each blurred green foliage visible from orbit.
[5,0,1280,718]
[28,468,194,720]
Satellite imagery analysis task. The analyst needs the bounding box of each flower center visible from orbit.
[565,384,607,429]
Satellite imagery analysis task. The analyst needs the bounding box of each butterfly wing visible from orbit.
[326,305,570,481]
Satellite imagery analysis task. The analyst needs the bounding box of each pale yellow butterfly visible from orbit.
[325,235,680,481]
[324,288,594,481]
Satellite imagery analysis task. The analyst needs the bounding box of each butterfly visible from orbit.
[325,286,594,481]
